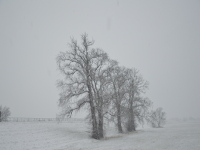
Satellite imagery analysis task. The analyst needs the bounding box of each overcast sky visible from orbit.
[0,0,200,119]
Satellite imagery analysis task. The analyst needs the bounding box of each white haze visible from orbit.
[0,0,200,119]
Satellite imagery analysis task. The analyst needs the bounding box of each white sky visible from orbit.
[0,0,200,119]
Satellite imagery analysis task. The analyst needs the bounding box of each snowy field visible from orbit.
[1,119,200,150]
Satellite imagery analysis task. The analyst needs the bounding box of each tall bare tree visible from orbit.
[107,64,129,133]
[57,34,98,139]
[125,68,149,131]
[122,96,152,131]
[89,49,110,138]
[57,33,111,139]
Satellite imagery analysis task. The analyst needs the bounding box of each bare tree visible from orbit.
[104,66,151,133]
[107,64,129,133]
[57,34,97,139]
[56,33,110,139]
[122,97,152,131]
[125,68,149,131]
[0,105,11,122]
[148,107,166,128]
[89,49,111,138]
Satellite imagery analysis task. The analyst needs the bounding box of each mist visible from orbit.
[0,0,200,119]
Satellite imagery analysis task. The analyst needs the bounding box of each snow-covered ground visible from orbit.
[1,119,200,150]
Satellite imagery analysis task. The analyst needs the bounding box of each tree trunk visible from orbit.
[88,82,99,139]
[90,101,99,139]
[87,74,99,139]
[128,97,136,132]
[98,111,104,138]
[129,107,136,131]
[117,105,123,133]
[86,50,99,139]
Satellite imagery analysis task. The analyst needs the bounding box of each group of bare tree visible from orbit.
[56,34,166,139]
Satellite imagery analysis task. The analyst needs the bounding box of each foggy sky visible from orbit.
[0,0,200,119]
